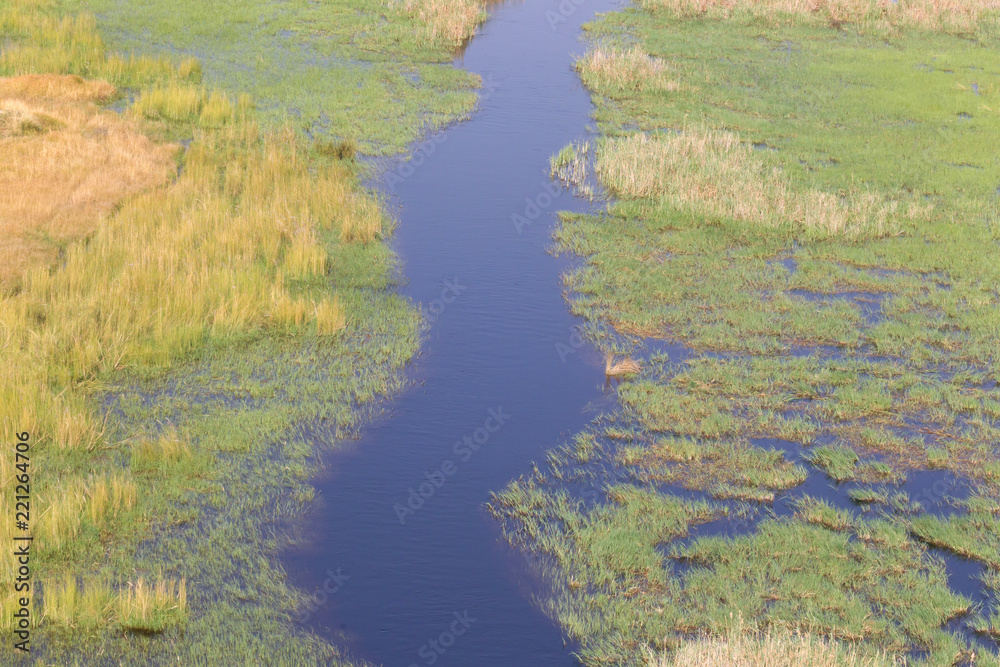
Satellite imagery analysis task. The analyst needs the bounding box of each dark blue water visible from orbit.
[281,1,626,664]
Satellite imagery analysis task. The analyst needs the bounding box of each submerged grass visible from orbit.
[55,0,489,154]
[494,1,1000,664]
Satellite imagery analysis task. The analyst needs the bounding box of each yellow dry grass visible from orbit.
[0,73,115,102]
[0,9,193,86]
[638,0,1000,33]
[402,0,486,46]
[655,629,895,666]
[340,192,384,243]
[0,74,178,285]
[0,0,368,634]
[314,296,347,335]
[595,129,912,237]
[42,573,185,631]
[0,116,357,586]
[577,47,680,93]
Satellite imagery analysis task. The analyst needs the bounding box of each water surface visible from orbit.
[282,1,626,664]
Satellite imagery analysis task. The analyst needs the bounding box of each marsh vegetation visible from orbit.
[493,1,1000,665]
[0,0,486,662]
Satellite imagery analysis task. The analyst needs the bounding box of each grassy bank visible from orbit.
[1,0,484,663]
[493,2,1000,665]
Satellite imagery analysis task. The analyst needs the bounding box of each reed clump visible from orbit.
[41,573,114,630]
[550,141,593,198]
[595,129,911,237]
[314,297,347,335]
[605,353,642,377]
[340,192,384,243]
[576,47,679,94]
[658,624,894,666]
[131,428,192,470]
[117,577,187,632]
[42,574,186,633]
[401,0,487,46]
[0,0,388,638]
[131,82,248,126]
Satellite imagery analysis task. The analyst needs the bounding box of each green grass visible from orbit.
[807,445,860,482]
[494,3,1000,664]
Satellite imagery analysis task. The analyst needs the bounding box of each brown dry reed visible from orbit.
[657,627,896,666]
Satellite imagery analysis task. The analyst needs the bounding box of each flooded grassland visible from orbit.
[0,0,486,663]
[492,3,1000,665]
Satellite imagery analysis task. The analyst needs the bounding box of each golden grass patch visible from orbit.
[638,0,1000,33]
[0,75,178,285]
[577,47,679,93]
[402,0,486,46]
[314,296,347,335]
[0,113,361,631]
[595,129,911,237]
[0,73,115,102]
[657,627,893,666]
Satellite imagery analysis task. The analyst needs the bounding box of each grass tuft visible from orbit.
[117,577,187,633]
[577,46,678,94]
[340,193,383,243]
[0,80,178,285]
[316,138,358,160]
[401,0,486,47]
[605,352,641,377]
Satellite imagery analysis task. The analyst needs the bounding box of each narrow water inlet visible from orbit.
[280,0,627,664]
